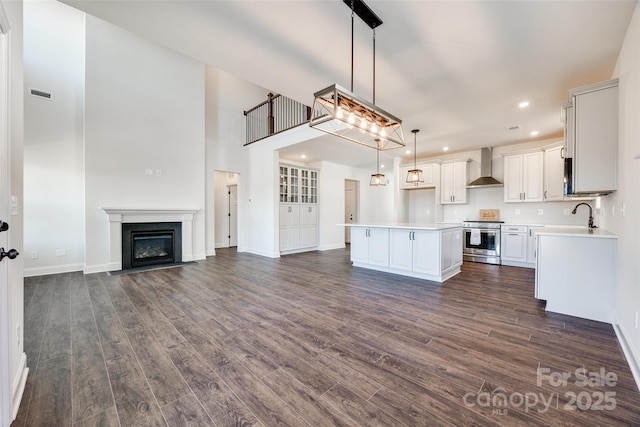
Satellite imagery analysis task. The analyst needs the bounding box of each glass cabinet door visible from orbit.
[279,166,288,202]
[289,167,299,203]
[310,171,318,204]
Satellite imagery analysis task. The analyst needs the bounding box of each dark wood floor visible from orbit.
[12,247,640,426]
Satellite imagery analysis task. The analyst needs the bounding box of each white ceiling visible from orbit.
[62,0,636,168]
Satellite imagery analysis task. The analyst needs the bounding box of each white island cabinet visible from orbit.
[535,227,616,323]
[348,223,463,283]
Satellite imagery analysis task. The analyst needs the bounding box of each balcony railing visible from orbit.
[244,93,312,146]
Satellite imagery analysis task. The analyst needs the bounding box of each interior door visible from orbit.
[344,180,358,243]
[228,185,238,247]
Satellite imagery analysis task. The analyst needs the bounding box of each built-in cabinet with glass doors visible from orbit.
[280,165,319,253]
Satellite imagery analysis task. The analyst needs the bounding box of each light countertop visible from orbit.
[338,223,462,231]
[535,226,617,239]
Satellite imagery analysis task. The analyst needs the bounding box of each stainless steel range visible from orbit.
[462,220,503,265]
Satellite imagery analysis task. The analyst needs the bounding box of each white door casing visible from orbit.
[228,184,238,247]
[344,179,358,243]
[0,3,12,424]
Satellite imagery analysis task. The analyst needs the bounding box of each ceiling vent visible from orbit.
[29,88,52,100]
[507,125,522,132]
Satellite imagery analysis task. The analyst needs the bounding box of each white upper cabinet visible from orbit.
[564,79,618,195]
[399,163,439,189]
[543,145,565,201]
[503,152,543,203]
[440,161,468,204]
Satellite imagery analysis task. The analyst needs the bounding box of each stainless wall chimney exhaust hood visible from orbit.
[467,147,503,188]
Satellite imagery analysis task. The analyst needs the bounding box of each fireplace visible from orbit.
[122,222,182,270]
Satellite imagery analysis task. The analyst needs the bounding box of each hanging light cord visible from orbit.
[351,1,355,92]
[372,27,376,105]
[413,130,419,169]
[377,149,381,174]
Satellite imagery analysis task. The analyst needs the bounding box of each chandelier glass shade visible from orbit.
[406,129,424,185]
[370,148,386,186]
[311,84,405,151]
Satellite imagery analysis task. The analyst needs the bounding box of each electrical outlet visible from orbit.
[515,209,521,215]
[145,168,153,176]
[564,209,570,215]
[56,249,66,257]
[621,202,626,217]
[16,325,20,346]
[30,250,38,259]
[538,209,544,215]
[636,311,639,329]
[156,169,162,176]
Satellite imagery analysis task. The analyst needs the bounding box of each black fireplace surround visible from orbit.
[122,222,182,270]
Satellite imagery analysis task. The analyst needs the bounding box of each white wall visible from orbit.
[23,0,85,276]
[603,1,640,383]
[84,15,206,272]
[204,65,267,255]
[315,160,398,251]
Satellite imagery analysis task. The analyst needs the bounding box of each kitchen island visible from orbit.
[535,227,617,323]
[345,223,463,283]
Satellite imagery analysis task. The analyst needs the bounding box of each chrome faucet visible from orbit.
[572,202,597,228]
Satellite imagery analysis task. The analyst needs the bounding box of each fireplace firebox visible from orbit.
[122,222,182,270]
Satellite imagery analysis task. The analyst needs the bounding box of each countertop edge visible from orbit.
[535,227,617,238]
[337,223,462,231]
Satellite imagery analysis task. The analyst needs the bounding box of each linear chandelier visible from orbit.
[310,0,405,150]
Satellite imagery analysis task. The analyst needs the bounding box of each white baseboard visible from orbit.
[206,249,216,256]
[247,248,280,258]
[23,263,83,277]
[11,353,28,421]
[319,243,346,251]
[613,322,640,391]
[192,253,207,261]
[83,264,109,274]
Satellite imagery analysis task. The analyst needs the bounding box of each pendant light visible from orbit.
[310,0,405,151]
[370,146,386,186]
[406,129,424,185]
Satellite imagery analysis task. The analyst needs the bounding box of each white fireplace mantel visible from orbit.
[100,207,199,271]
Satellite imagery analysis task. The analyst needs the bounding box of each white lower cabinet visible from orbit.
[500,225,528,265]
[279,203,318,253]
[351,227,389,267]
[279,204,300,252]
[389,229,439,275]
[536,232,615,323]
[300,205,318,248]
[500,224,541,268]
[443,228,463,273]
[351,225,462,282]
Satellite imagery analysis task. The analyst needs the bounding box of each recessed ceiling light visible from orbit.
[519,101,530,108]
[530,131,539,136]
[381,164,385,169]
[301,154,306,159]
[443,147,449,151]
[405,150,411,155]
